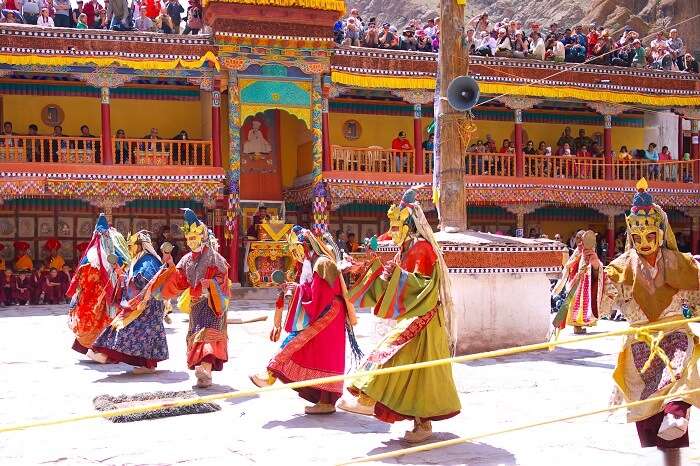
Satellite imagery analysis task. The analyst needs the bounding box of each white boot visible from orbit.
[658,412,690,441]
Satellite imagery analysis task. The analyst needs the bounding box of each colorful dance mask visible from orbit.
[626,178,664,257]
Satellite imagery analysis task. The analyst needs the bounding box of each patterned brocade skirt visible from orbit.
[93,299,169,368]
[186,296,228,371]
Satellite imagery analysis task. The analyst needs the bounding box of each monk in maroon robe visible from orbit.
[59,265,72,303]
[30,268,43,304]
[2,270,14,305]
[12,270,33,305]
[42,268,64,304]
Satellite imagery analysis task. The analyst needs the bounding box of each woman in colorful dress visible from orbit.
[338,187,461,443]
[92,231,169,374]
[155,209,232,388]
[249,227,361,414]
[67,214,129,362]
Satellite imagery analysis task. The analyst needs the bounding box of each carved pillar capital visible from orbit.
[587,102,628,116]
[497,96,542,111]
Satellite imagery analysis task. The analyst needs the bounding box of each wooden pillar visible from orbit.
[413,104,424,175]
[436,0,467,231]
[603,114,613,180]
[211,87,222,167]
[100,87,113,165]
[692,120,700,184]
[322,84,331,171]
[514,109,524,177]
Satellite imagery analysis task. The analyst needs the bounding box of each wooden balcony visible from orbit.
[331,145,415,174]
[329,145,699,186]
[0,136,101,164]
[0,135,213,166]
[113,139,212,166]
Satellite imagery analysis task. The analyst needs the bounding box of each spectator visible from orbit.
[431,30,439,52]
[612,40,634,67]
[536,141,547,155]
[82,0,100,28]
[71,0,83,27]
[644,142,659,178]
[37,7,54,26]
[335,230,347,253]
[77,124,99,162]
[106,0,130,30]
[400,27,418,51]
[25,124,41,162]
[155,8,173,33]
[462,28,476,55]
[417,29,432,52]
[172,129,193,164]
[681,53,699,73]
[332,20,344,44]
[617,145,631,161]
[347,232,359,253]
[591,30,612,65]
[523,140,537,155]
[391,131,413,172]
[652,41,673,70]
[556,127,574,149]
[650,31,666,52]
[499,139,514,153]
[475,30,496,56]
[114,128,131,164]
[630,39,645,67]
[53,0,71,27]
[469,12,491,36]
[660,145,675,181]
[135,4,153,31]
[21,0,40,24]
[590,142,603,157]
[162,0,181,32]
[363,17,379,47]
[423,17,437,38]
[667,29,684,69]
[183,0,201,35]
[557,142,572,156]
[494,28,512,57]
[512,30,527,58]
[347,7,363,29]
[378,23,398,50]
[75,12,87,28]
[585,24,598,57]
[50,125,65,162]
[573,129,592,152]
[550,36,565,62]
[344,17,360,46]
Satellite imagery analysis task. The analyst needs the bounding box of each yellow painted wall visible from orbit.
[328,110,644,152]
[111,99,202,139]
[329,113,415,148]
[279,111,313,187]
[3,95,101,135]
[2,94,203,139]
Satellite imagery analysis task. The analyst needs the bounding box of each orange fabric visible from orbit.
[68,266,111,348]
[391,137,413,151]
[187,338,228,369]
[402,240,437,276]
[14,255,33,271]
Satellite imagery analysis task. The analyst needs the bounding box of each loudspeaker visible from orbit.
[447,75,480,112]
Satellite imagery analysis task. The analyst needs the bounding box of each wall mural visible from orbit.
[241,116,274,175]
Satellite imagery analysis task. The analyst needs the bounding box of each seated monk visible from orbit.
[59,265,72,303]
[30,268,43,304]
[2,270,14,305]
[0,243,6,271]
[12,270,33,305]
[41,268,64,305]
[44,239,65,270]
[13,241,33,271]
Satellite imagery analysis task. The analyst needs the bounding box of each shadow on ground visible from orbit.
[461,347,614,370]
[263,411,392,433]
[93,370,190,384]
[352,434,516,465]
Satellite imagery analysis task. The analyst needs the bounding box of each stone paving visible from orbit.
[1,301,700,465]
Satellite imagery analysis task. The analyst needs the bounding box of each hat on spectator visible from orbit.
[389,26,397,33]
[382,22,390,28]
[44,238,61,251]
[13,241,30,252]
[417,29,426,37]
[531,22,540,28]
[624,25,632,32]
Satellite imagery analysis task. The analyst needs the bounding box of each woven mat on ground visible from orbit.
[93,390,221,423]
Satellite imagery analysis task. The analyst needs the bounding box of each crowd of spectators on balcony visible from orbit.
[0,0,206,34]
[464,126,693,182]
[333,10,698,73]
[0,121,205,165]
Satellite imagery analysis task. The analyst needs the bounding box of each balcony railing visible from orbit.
[329,145,698,184]
[331,145,415,174]
[0,136,101,163]
[0,135,212,166]
[113,139,212,166]
[466,153,516,177]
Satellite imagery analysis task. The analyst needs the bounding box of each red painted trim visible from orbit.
[413,117,423,175]
[0,162,224,177]
[514,122,523,177]
[603,126,612,180]
[101,101,113,165]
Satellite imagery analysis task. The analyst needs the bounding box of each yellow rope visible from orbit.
[635,329,677,382]
[1,316,698,434]
[337,387,700,465]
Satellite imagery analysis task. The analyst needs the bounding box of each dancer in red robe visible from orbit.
[249,227,361,414]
